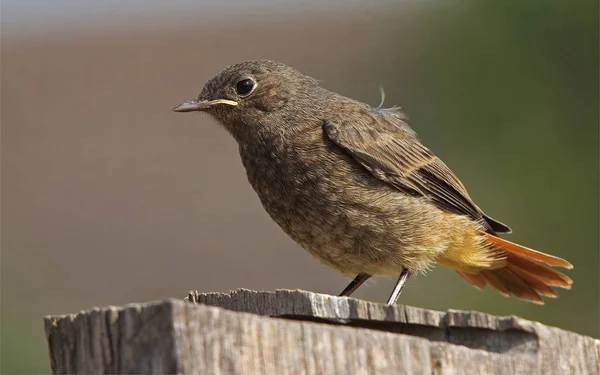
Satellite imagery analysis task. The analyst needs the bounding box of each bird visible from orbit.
[173,60,572,305]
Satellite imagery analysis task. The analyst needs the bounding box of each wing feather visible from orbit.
[323,115,510,233]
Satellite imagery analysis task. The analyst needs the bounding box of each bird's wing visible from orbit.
[323,116,511,233]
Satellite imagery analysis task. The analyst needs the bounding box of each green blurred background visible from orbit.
[1,1,598,373]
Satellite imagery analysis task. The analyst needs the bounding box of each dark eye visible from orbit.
[236,78,255,96]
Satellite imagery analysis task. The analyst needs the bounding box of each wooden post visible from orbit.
[44,289,599,374]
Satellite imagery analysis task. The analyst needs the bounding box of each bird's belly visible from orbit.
[243,152,454,275]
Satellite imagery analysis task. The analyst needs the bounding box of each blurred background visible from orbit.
[2,1,598,373]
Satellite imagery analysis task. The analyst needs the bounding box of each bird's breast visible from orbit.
[236,129,455,275]
[239,133,341,222]
[237,132,388,270]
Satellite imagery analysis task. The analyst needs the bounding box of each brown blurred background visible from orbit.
[1,1,598,373]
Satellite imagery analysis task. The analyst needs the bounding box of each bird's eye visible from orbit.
[236,78,255,96]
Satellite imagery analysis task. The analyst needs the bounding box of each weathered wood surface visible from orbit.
[45,289,599,374]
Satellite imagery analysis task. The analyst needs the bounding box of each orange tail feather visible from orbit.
[506,263,558,298]
[456,271,487,289]
[504,252,572,288]
[482,233,573,269]
[455,233,572,304]
[485,268,545,304]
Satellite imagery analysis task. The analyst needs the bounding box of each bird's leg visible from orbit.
[386,268,412,305]
[339,272,372,297]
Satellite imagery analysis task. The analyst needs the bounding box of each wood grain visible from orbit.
[44,289,599,374]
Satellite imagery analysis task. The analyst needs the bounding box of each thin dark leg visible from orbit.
[339,272,372,297]
[386,268,412,305]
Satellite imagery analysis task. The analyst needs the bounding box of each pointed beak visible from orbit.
[172,99,239,112]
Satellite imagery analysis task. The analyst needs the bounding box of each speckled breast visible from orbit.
[237,131,409,274]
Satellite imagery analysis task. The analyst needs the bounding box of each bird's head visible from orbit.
[173,60,321,141]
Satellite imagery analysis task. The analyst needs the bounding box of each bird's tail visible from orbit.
[456,233,573,304]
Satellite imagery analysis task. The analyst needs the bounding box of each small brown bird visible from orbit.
[174,60,572,305]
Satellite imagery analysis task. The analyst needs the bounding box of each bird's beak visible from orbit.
[172,99,238,112]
